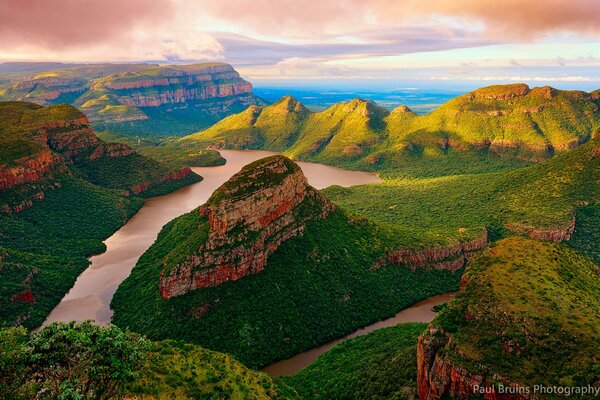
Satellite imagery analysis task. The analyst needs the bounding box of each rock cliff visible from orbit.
[159,155,336,299]
[372,229,488,271]
[0,101,199,212]
[417,237,600,399]
[0,63,264,134]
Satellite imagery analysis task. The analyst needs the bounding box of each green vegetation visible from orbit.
[324,140,599,248]
[0,322,293,400]
[284,323,426,400]
[0,176,142,328]
[432,237,600,387]
[76,152,202,197]
[129,340,297,399]
[179,85,599,177]
[96,131,227,168]
[0,321,149,400]
[112,205,462,369]
[0,101,203,327]
[566,204,600,264]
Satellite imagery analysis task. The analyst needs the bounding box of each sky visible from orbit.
[1,0,599,90]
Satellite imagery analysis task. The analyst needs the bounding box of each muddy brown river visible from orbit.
[262,292,456,376]
[42,150,381,326]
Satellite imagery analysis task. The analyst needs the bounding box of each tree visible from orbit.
[27,321,150,399]
[0,326,31,399]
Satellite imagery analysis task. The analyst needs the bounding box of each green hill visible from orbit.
[420,237,600,398]
[0,322,297,399]
[284,323,427,400]
[0,101,201,328]
[324,139,599,249]
[179,84,599,177]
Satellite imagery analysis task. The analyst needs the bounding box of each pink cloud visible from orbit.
[0,0,173,49]
[200,0,600,39]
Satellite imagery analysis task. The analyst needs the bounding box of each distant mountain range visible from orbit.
[0,62,265,135]
[179,84,599,172]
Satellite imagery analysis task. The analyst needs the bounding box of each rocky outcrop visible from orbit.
[89,143,135,160]
[10,77,86,104]
[471,84,530,100]
[159,156,336,299]
[372,230,488,271]
[505,215,576,242]
[98,64,254,108]
[0,149,67,191]
[417,327,529,400]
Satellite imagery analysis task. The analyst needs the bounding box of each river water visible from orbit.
[262,292,455,377]
[42,150,381,326]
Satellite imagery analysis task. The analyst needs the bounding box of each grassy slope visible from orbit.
[283,323,427,400]
[179,85,599,177]
[324,140,599,248]
[128,340,298,399]
[433,237,600,386]
[112,206,462,369]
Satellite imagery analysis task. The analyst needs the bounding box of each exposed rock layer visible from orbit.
[417,327,529,400]
[159,156,336,299]
[373,230,488,271]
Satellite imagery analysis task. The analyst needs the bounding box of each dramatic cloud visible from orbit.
[0,0,598,86]
[199,0,600,39]
[0,0,171,48]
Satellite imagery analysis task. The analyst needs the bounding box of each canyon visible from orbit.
[0,102,195,212]
[0,63,264,134]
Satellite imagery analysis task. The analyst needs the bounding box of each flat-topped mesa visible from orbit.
[95,63,254,108]
[159,156,336,299]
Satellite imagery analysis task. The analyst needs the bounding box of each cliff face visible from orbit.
[373,230,488,271]
[102,64,254,108]
[1,63,264,134]
[417,237,600,400]
[505,215,576,242]
[0,102,198,212]
[159,156,336,299]
[417,328,530,400]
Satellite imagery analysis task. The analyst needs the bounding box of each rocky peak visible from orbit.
[271,95,309,114]
[391,105,414,114]
[159,156,336,299]
[328,98,390,119]
[471,83,530,101]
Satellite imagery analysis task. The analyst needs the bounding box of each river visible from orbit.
[262,292,455,377]
[42,150,381,326]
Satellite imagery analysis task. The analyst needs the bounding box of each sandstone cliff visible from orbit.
[373,229,488,272]
[417,237,600,400]
[0,102,199,212]
[0,63,264,134]
[159,155,336,299]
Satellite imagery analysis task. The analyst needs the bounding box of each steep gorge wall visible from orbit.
[372,230,488,272]
[417,327,530,400]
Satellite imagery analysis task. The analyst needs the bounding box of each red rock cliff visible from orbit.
[417,327,530,400]
[100,64,254,108]
[159,156,336,299]
[372,229,488,272]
